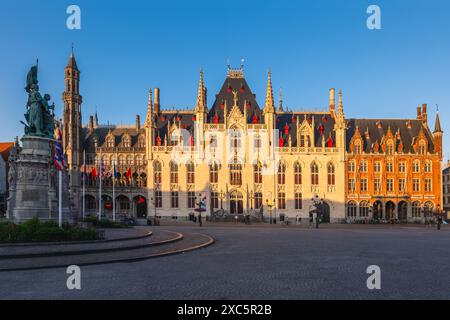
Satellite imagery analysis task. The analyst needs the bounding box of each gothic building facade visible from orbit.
[62,53,443,223]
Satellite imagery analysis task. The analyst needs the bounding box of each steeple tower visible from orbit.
[263,70,275,114]
[433,109,443,159]
[145,88,153,126]
[62,50,83,212]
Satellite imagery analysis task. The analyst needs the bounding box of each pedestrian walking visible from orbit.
[198,213,202,227]
[437,215,443,230]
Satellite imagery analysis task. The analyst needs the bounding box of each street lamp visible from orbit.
[266,198,275,224]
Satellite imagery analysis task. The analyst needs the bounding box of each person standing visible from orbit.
[198,213,202,227]
[437,214,443,230]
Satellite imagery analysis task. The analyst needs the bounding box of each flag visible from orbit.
[113,161,117,179]
[91,167,98,179]
[126,167,132,179]
[53,126,65,171]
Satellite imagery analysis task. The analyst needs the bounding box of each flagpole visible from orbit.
[59,170,62,228]
[83,150,86,220]
[98,148,102,220]
[113,160,116,222]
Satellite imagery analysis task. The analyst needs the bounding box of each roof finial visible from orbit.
[279,88,283,112]
[194,68,206,113]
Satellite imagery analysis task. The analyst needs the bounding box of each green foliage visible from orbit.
[83,216,128,229]
[0,217,100,243]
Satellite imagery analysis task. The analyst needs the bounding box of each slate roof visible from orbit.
[82,127,146,151]
[208,76,263,124]
[346,118,434,153]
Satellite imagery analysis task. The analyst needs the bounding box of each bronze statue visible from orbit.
[21,63,56,138]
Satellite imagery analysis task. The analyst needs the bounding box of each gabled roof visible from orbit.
[208,75,262,124]
[0,142,14,162]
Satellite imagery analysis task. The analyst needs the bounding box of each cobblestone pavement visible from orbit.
[0,225,449,299]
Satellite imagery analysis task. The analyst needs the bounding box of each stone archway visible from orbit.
[133,195,147,218]
[230,191,243,215]
[386,201,396,222]
[398,201,408,222]
[373,200,383,220]
[321,201,331,223]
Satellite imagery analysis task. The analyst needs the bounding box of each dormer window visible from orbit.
[354,141,361,155]
[418,141,426,155]
[106,136,115,148]
[386,141,394,155]
[122,136,131,148]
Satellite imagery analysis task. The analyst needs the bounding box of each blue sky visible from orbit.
[0,0,449,161]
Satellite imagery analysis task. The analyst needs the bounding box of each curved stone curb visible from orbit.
[0,229,153,248]
[0,231,182,259]
[0,233,215,272]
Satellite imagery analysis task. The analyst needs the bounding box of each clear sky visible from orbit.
[0,0,449,162]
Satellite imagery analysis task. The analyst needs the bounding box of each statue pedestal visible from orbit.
[7,136,72,223]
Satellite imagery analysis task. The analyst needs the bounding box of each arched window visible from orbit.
[412,201,421,218]
[254,162,262,184]
[425,160,432,173]
[327,162,335,186]
[294,162,302,185]
[135,155,142,166]
[118,155,125,166]
[424,201,434,217]
[209,162,219,183]
[359,201,369,217]
[170,161,179,184]
[347,201,357,218]
[277,161,286,185]
[230,129,241,153]
[229,160,242,186]
[311,162,319,186]
[186,161,195,184]
[126,155,133,166]
[300,129,311,148]
[413,160,420,173]
[153,161,162,185]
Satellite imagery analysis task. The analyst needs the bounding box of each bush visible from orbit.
[82,216,128,229]
[0,217,100,243]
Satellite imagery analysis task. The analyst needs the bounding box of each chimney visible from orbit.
[329,88,336,113]
[136,115,141,130]
[416,106,422,120]
[154,88,160,115]
[421,103,428,124]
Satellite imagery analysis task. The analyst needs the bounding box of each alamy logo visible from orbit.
[66,265,81,290]
[66,5,81,30]
[367,5,382,30]
[366,265,381,290]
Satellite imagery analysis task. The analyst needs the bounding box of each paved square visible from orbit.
[0,225,449,300]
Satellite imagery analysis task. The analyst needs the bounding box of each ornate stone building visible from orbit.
[62,53,443,223]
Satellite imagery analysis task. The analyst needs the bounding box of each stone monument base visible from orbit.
[7,136,72,223]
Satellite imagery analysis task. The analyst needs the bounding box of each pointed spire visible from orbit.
[264,69,275,114]
[278,88,283,112]
[145,88,153,125]
[195,68,206,113]
[434,110,442,133]
[337,89,344,118]
[66,50,78,70]
[94,112,99,128]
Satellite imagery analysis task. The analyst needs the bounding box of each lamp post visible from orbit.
[266,198,274,224]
